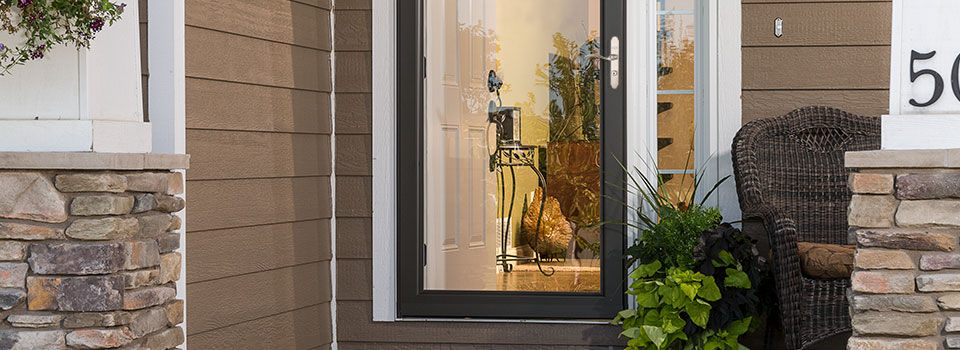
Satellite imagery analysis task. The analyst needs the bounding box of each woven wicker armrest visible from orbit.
[755,206,804,350]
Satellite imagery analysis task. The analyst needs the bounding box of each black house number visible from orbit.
[908,50,960,107]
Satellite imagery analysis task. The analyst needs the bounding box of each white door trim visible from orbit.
[370,0,742,321]
[147,0,187,348]
[371,0,398,322]
[713,0,743,224]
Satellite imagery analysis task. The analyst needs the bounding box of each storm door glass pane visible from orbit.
[656,0,696,206]
[422,0,602,292]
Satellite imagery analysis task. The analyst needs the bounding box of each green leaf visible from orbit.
[638,291,660,308]
[685,299,712,328]
[698,276,722,301]
[643,309,661,326]
[724,268,752,289]
[717,250,736,266]
[620,327,642,339]
[661,311,686,334]
[679,282,699,300]
[726,316,752,337]
[661,285,685,308]
[631,260,662,279]
[618,309,637,319]
[642,325,667,347]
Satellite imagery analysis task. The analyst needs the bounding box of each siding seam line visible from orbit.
[186,260,331,285]
[188,175,334,182]
[187,218,329,234]
[185,127,333,136]
[185,24,332,52]
[184,76,332,93]
[187,302,331,337]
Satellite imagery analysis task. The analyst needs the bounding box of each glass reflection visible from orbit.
[656,0,697,206]
[422,0,602,292]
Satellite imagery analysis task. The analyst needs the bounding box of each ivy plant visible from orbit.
[0,0,125,75]
[614,259,753,350]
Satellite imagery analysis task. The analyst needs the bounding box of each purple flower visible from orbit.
[29,45,45,60]
[90,18,104,31]
[0,44,5,51]
[17,0,33,9]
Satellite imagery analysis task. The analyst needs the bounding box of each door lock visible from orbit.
[586,36,620,89]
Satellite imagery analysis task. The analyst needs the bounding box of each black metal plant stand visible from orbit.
[494,145,554,277]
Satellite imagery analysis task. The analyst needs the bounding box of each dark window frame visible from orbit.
[396,0,627,319]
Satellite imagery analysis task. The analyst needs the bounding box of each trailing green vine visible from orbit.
[0,0,125,75]
[615,258,754,350]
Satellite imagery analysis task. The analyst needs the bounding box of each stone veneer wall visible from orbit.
[0,166,185,349]
[847,150,960,349]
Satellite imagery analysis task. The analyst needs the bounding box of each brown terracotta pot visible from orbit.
[545,141,601,226]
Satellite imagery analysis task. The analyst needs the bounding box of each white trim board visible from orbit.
[371,0,397,322]
[713,0,743,224]
[328,5,340,349]
[149,0,186,155]
[147,1,187,348]
[0,120,151,153]
[882,115,960,150]
[370,0,742,321]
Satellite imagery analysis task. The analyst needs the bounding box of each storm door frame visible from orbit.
[396,0,628,319]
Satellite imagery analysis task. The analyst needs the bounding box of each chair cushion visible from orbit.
[797,242,854,279]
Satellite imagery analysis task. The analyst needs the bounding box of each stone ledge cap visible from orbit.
[846,149,960,169]
[0,153,189,170]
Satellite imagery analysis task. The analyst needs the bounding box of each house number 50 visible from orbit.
[909,50,960,107]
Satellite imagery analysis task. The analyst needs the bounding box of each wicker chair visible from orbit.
[731,106,881,349]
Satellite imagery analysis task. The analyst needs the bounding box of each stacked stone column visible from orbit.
[0,170,184,349]
[847,153,960,349]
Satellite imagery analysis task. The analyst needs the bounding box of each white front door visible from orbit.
[423,0,498,290]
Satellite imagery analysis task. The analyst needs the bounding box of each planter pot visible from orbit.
[545,141,601,226]
[0,1,149,153]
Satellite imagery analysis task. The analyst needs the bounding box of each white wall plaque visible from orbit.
[885,0,960,149]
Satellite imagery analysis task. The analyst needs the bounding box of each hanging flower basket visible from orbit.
[0,0,125,75]
[0,0,147,153]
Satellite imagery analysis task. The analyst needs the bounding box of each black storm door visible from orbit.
[397,0,627,319]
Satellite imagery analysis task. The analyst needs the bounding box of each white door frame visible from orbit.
[371,0,741,322]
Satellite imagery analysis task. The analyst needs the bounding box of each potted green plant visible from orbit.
[525,34,603,260]
[612,159,767,350]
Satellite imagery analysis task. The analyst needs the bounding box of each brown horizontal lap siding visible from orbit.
[741,0,891,124]
[332,0,622,347]
[184,0,333,348]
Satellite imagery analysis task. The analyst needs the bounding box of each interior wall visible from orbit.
[741,0,892,124]
[181,0,334,348]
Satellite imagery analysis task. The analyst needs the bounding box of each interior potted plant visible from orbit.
[533,33,603,260]
[612,159,769,349]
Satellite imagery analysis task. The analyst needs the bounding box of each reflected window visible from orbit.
[656,0,697,206]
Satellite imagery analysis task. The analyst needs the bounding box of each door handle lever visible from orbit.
[608,36,620,89]
[586,53,619,61]
[587,36,620,89]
